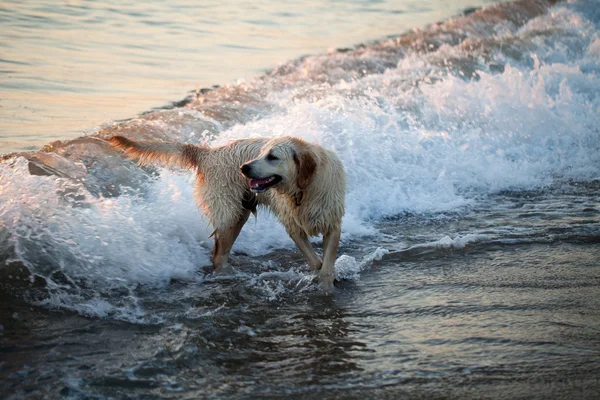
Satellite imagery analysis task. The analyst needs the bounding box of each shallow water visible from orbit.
[2,194,600,398]
[1,0,600,398]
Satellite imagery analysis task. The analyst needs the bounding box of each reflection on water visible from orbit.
[1,0,600,397]
[2,240,599,399]
[197,299,363,383]
[0,0,501,153]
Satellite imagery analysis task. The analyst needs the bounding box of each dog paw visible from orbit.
[318,272,334,294]
[214,263,235,276]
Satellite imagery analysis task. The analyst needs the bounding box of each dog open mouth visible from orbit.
[249,175,282,193]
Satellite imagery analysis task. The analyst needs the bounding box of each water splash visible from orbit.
[0,0,599,319]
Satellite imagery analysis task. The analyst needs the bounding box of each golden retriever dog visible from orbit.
[107,135,346,292]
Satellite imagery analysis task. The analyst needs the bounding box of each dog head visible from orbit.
[240,137,317,193]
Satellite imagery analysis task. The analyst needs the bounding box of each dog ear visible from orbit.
[294,149,317,189]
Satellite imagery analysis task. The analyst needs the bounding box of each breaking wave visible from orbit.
[0,0,598,320]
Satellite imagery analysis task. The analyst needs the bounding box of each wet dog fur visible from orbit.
[108,135,346,292]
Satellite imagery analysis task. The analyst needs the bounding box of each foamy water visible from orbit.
[0,0,599,321]
[1,1,600,398]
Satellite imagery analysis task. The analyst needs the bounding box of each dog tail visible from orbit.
[107,136,204,170]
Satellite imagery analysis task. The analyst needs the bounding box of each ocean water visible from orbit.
[0,0,500,154]
[1,0,600,399]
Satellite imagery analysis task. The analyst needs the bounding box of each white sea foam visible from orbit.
[334,247,390,281]
[0,0,599,318]
[1,158,209,285]
[405,234,490,252]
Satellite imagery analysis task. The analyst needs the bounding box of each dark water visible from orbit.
[2,0,600,398]
[2,189,599,399]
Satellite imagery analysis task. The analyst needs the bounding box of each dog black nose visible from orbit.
[240,164,251,175]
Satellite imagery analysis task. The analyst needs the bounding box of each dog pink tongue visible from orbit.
[250,177,273,188]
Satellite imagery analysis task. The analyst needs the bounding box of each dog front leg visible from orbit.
[319,227,341,293]
[289,231,322,271]
[212,210,251,272]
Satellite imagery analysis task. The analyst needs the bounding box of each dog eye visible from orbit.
[266,153,279,161]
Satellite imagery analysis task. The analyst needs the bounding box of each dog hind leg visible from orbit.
[211,209,251,273]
